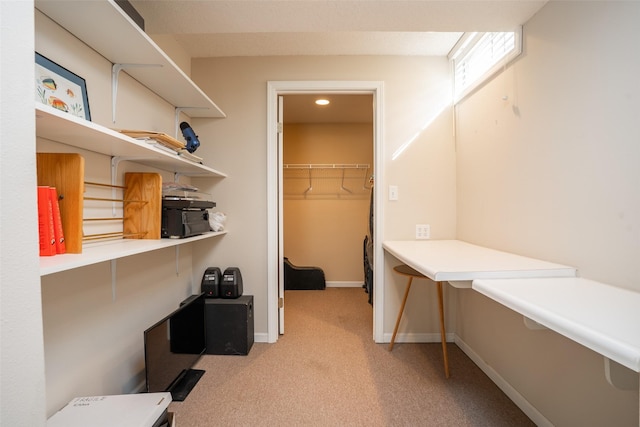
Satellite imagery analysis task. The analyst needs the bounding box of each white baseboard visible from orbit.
[254,332,270,343]
[326,281,363,288]
[454,336,553,427]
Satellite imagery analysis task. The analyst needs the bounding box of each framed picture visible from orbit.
[35,52,91,121]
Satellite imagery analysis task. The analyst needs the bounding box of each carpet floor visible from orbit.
[169,287,535,426]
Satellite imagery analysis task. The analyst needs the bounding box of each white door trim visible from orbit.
[266,81,385,343]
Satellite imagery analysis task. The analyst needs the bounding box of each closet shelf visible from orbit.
[284,163,370,170]
[283,163,372,196]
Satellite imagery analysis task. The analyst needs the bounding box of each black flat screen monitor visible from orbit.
[144,294,206,401]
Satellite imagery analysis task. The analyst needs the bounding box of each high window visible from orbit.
[449,28,523,102]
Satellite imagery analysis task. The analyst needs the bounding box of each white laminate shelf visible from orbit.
[36,105,226,177]
[472,277,640,373]
[40,231,227,276]
[35,0,225,118]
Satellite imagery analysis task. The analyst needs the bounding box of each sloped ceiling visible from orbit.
[130,0,547,57]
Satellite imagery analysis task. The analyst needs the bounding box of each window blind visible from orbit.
[450,29,522,102]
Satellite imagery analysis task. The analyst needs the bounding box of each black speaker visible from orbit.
[201,267,222,298]
[205,295,254,355]
[220,267,243,298]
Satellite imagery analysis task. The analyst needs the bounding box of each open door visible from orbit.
[267,81,384,344]
[278,95,285,334]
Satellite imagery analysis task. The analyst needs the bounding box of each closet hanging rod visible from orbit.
[283,163,370,170]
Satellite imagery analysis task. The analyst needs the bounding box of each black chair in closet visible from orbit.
[284,257,326,290]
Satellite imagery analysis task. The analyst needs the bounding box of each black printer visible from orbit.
[161,196,215,238]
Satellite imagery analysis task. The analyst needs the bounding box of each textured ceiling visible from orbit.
[127,0,546,123]
[130,0,547,57]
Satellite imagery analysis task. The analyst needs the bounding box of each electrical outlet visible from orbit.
[416,224,430,240]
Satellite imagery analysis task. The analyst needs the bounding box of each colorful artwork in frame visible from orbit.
[35,52,91,121]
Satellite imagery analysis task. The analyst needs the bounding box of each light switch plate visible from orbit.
[389,185,398,200]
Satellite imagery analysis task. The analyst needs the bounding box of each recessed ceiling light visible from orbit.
[315,99,330,106]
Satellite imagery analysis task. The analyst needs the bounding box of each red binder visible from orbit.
[49,187,66,254]
[37,186,56,256]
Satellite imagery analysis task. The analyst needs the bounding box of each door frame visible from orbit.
[266,80,385,343]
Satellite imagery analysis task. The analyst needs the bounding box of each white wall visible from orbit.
[455,2,639,425]
[0,1,47,425]
[189,55,457,340]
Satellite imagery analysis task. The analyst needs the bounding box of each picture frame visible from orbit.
[35,52,91,121]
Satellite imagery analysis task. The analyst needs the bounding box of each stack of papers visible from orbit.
[118,130,204,164]
[119,130,185,150]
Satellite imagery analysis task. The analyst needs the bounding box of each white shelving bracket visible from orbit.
[604,357,639,390]
[523,316,548,330]
[111,259,117,301]
[112,63,162,123]
[111,156,124,217]
[175,246,180,276]
[111,155,156,215]
[175,107,208,138]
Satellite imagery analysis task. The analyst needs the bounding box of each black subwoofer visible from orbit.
[205,295,254,355]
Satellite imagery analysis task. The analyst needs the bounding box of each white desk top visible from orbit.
[472,277,640,372]
[382,240,576,286]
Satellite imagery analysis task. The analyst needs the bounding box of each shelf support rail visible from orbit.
[112,63,162,123]
[175,246,180,276]
[111,156,153,215]
[111,259,117,302]
[111,156,124,217]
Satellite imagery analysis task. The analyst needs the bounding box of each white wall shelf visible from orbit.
[35,0,225,119]
[36,105,226,178]
[40,231,227,276]
[472,277,640,374]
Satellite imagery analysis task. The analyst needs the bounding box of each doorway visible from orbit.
[266,81,385,343]
[282,94,373,290]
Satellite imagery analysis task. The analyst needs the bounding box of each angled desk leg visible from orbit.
[389,265,450,378]
[388,275,414,351]
[437,281,450,378]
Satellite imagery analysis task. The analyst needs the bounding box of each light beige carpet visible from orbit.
[169,288,535,426]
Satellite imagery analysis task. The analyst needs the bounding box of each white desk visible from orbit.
[473,277,640,374]
[382,240,577,288]
[382,240,577,378]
